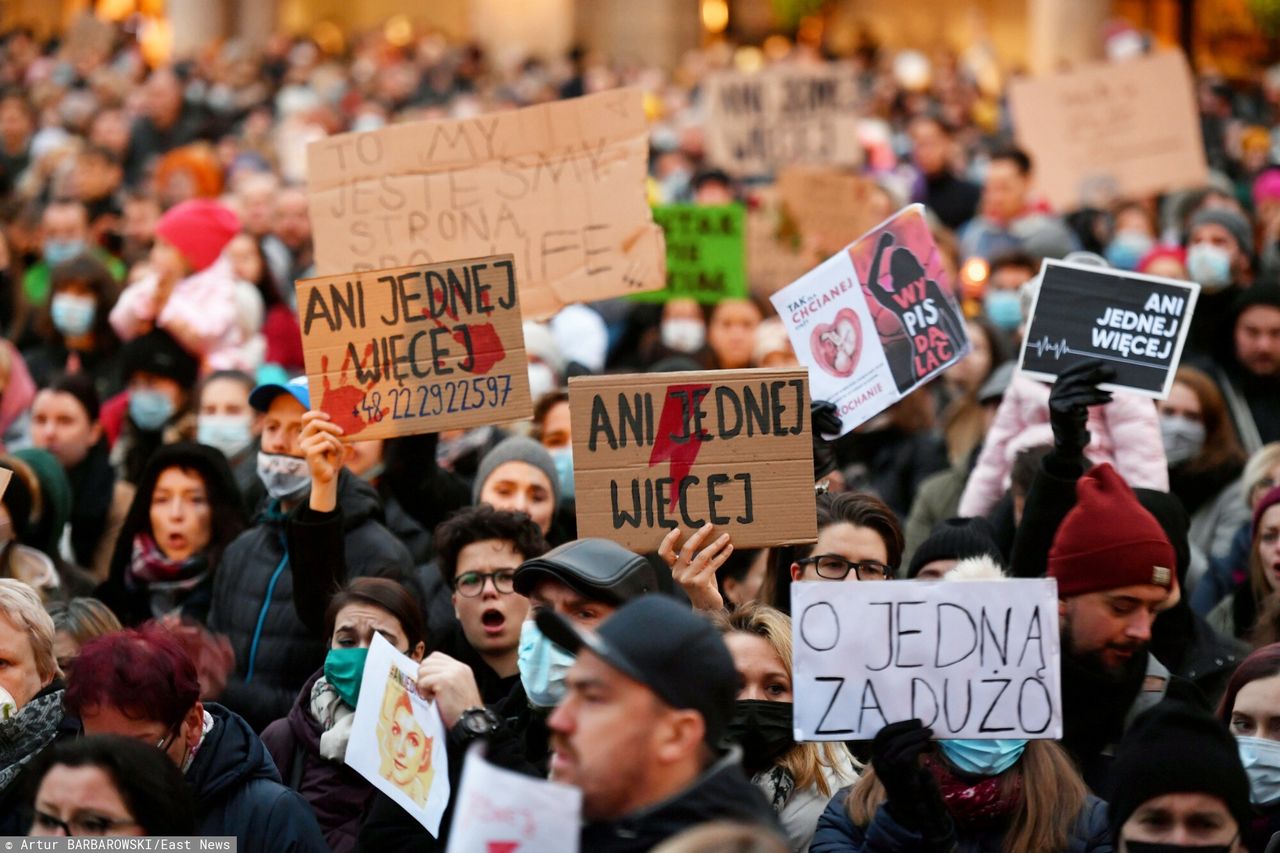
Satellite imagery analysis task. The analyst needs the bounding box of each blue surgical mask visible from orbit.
[128,389,175,431]
[43,238,86,267]
[1104,231,1154,271]
[550,446,574,500]
[517,618,575,709]
[937,738,1027,777]
[1238,735,1280,805]
[1186,243,1232,292]
[984,289,1023,331]
[323,646,368,709]
[256,450,311,501]
[197,414,254,459]
[50,293,96,337]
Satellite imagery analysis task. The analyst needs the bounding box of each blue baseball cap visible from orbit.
[248,375,311,413]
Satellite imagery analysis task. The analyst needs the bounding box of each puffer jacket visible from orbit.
[109,257,244,367]
[188,702,328,853]
[958,374,1167,518]
[811,788,1112,853]
[209,470,414,731]
[261,670,375,853]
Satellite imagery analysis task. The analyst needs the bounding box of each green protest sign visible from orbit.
[633,204,747,304]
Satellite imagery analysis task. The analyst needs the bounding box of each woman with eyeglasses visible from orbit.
[260,577,426,853]
[26,735,194,837]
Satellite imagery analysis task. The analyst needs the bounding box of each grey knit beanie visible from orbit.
[472,435,560,506]
[1190,207,1254,257]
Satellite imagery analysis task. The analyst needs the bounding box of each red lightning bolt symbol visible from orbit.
[649,383,712,512]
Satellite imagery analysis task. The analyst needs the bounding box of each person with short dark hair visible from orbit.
[960,146,1074,262]
[25,735,195,837]
[908,114,981,230]
[66,625,327,852]
[24,252,122,397]
[111,328,200,485]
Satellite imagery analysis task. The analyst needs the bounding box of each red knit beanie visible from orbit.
[1048,463,1177,599]
[154,199,241,273]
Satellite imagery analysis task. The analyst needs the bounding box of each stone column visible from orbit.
[166,0,227,58]
[1026,0,1110,73]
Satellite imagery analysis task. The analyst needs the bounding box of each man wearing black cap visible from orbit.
[115,327,199,485]
[538,594,777,850]
[1109,699,1251,852]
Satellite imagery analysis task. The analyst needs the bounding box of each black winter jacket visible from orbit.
[209,470,414,731]
[187,702,328,853]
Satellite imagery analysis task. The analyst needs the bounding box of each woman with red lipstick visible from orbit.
[97,442,246,626]
[1209,486,1280,646]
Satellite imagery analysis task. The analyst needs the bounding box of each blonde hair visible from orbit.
[1244,443,1280,508]
[0,578,58,682]
[709,603,856,796]
[651,821,789,853]
[845,739,1087,853]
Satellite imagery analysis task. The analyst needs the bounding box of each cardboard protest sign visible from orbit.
[446,744,582,853]
[1019,260,1199,399]
[307,88,666,320]
[792,579,1062,741]
[632,204,746,304]
[296,254,532,441]
[771,205,970,435]
[1008,52,1207,211]
[345,634,449,835]
[746,189,821,296]
[0,468,11,502]
[568,368,817,552]
[777,166,878,257]
[703,65,862,177]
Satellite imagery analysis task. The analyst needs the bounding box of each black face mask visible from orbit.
[725,700,794,776]
[1124,841,1235,853]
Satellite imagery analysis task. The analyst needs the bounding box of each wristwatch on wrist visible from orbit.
[456,706,502,740]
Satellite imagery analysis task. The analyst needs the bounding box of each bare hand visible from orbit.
[299,410,344,512]
[659,523,733,612]
[416,653,484,729]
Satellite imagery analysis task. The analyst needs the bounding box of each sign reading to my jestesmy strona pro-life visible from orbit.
[1019,260,1199,399]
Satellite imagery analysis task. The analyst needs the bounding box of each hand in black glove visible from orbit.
[811,400,841,481]
[871,720,954,845]
[1047,360,1115,457]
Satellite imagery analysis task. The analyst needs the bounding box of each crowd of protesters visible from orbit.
[0,12,1279,853]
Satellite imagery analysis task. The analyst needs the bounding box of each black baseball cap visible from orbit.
[513,538,657,606]
[536,595,736,746]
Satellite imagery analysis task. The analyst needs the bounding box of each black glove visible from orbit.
[1047,360,1115,458]
[871,720,954,845]
[811,400,841,481]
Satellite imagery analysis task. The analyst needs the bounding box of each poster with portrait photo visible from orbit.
[772,204,970,435]
[344,633,450,836]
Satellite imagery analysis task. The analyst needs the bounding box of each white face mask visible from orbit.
[1186,243,1233,292]
[256,451,311,501]
[198,414,254,459]
[528,362,556,402]
[661,318,706,353]
[1160,414,1206,466]
[1238,735,1280,805]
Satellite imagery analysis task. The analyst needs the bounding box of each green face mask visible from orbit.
[323,647,369,708]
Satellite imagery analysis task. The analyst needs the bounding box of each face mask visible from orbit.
[50,293,96,337]
[256,450,312,501]
[1238,735,1280,805]
[984,290,1023,331]
[528,363,556,403]
[937,738,1027,777]
[198,414,254,458]
[1186,243,1233,292]
[1124,843,1235,853]
[0,683,15,720]
[660,168,691,203]
[661,318,706,353]
[725,700,795,775]
[1105,231,1155,271]
[128,389,175,431]
[323,646,369,709]
[517,618,575,709]
[1160,414,1206,466]
[43,238,86,267]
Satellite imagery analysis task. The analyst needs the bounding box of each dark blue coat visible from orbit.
[188,702,328,853]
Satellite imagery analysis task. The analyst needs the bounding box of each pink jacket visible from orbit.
[957,373,1168,518]
[109,258,243,369]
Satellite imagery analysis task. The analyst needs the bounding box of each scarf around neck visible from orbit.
[0,688,64,792]
[924,753,1023,829]
[127,533,210,618]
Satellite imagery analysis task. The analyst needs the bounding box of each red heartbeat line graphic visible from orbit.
[648,384,712,512]
[487,843,520,853]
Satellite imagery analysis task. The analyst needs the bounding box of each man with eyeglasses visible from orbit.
[64,624,327,852]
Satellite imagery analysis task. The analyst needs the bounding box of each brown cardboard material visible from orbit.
[1008,52,1207,211]
[777,166,878,256]
[296,254,531,442]
[703,65,862,177]
[306,89,665,320]
[569,368,817,552]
